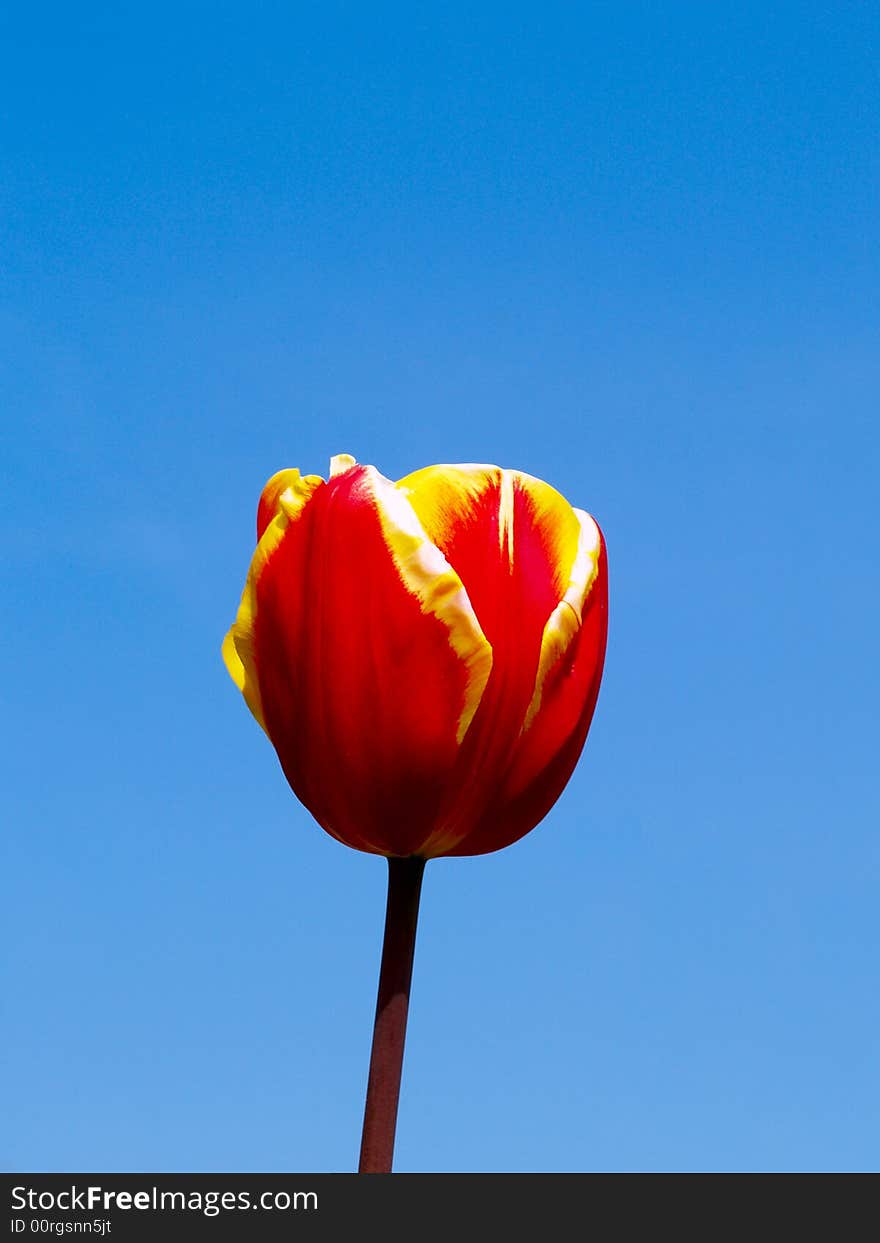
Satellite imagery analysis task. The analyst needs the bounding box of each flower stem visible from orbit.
[358,855,426,1173]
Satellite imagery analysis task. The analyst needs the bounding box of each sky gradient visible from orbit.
[3,2,878,1172]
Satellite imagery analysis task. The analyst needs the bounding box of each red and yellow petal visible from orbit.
[524,506,603,729]
[223,468,325,731]
[396,464,581,657]
[396,464,597,854]
[227,456,492,856]
[443,524,608,856]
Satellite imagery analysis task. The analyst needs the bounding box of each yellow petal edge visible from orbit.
[363,467,494,743]
[221,467,325,732]
[522,507,601,729]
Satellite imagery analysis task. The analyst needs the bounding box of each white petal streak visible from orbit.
[498,469,516,566]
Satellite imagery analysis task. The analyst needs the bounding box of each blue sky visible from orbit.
[3,2,878,1172]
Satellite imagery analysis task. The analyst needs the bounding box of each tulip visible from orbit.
[223,453,608,1171]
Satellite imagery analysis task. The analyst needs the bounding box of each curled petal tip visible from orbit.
[278,473,324,520]
[257,467,324,539]
[330,453,358,477]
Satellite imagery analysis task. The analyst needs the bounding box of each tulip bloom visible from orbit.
[223,453,607,858]
[223,453,607,1171]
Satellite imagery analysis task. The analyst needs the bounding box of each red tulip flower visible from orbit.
[223,453,608,1170]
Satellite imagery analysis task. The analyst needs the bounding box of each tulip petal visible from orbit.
[397,464,592,853]
[256,468,324,540]
[370,473,494,743]
[523,507,602,729]
[397,464,581,653]
[246,463,492,855]
[444,525,608,856]
[223,469,325,732]
[329,452,357,476]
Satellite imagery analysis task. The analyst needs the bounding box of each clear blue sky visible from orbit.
[3,2,878,1172]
